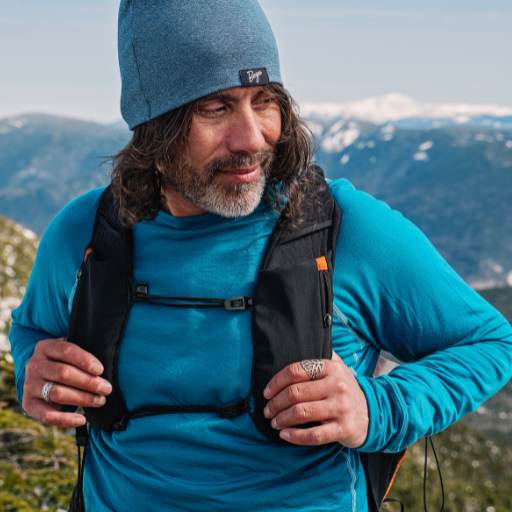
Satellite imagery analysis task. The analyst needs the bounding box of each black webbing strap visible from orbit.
[112,401,252,431]
[131,283,253,311]
[69,425,88,512]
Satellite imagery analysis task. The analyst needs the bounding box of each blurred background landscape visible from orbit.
[1,0,511,511]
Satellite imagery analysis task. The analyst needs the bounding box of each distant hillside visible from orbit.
[1,104,511,286]
[313,120,512,288]
[0,115,130,233]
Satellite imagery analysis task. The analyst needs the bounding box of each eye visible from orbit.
[254,95,275,108]
[198,102,226,116]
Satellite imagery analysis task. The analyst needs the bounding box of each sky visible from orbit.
[1,0,511,123]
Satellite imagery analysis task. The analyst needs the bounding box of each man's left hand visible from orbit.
[263,351,369,447]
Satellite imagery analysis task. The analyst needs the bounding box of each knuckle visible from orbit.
[289,363,303,379]
[60,344,74,361]
[34,340,45,354]
[51,387,65,403]
[25,359,35,375]
[295,404,309,421]
[334,378,348,394]
[310,430,325,445]
[84,375,96,391]
[57,365,71,382]
[288,384,301,402]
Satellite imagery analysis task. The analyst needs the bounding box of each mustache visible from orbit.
[206,148,274,175]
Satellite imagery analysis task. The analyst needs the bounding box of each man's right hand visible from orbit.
[22,338,112,428]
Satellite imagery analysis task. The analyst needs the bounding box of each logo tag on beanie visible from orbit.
[240,68,269,87]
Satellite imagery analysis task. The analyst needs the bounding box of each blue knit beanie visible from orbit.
[118,0,283,130]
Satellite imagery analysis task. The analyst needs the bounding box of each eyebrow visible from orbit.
[199,88,267,103]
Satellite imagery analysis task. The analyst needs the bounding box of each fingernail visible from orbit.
[264,406,271,418]
[272,418,278,429]
[93,395,106,406]
[72,417,86,427]
[89,362,103,375]
[264,386,271,399]
[98,382,112,395]
[280,430,290,442]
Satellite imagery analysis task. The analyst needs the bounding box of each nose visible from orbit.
[225,107,266,156]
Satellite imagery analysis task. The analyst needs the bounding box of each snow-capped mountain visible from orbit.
[302,93,512,130]
[0,94,511,289]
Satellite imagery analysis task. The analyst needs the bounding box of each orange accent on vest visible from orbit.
[382,448,408,502]
[83,248,93,262]
[316,256,328,271]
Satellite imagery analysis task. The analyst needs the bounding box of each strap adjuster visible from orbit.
[224,297,252,311]
[218,402,250,418]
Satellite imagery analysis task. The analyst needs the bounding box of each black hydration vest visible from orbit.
[68,167,405,512]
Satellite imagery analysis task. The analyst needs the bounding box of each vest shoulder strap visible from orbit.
[261,165,341,271]
[90,186,133,271]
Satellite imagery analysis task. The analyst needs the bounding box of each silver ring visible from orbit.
[301,359,325,380]
[41,381,55,405]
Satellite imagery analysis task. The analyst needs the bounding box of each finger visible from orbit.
[264,380,328,419]
[264,360,330,400]
[38,339,104,376]
[46,381,106,408]
[279,422,343,446]
[270,400,335,430]
[36,361,112,396]
[24,397,86,428]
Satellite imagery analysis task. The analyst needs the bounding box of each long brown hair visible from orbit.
[109,84,316,226]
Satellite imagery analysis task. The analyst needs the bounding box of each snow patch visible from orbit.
[380,125,395,134]
[340,154,350,165]
[506,141,512,148]
[419,141,433,151]
[454,115,471,124]
[413,152,428,161]
[322,126,360,153]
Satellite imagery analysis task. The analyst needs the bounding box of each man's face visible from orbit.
[162,86,282,217]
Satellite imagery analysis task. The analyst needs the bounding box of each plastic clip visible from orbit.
[218,402,250,418]
[75,425,89,447]
[224,297,252,311]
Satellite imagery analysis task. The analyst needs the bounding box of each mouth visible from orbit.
[218,163,260,183]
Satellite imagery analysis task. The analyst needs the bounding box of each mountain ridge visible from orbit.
[1,99,511,288]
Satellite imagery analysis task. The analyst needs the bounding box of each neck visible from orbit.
[161,182,208,218]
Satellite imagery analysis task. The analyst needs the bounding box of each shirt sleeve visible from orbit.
[329,179,512,453]
[9,187,104,410]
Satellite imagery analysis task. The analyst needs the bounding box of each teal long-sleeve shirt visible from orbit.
[10,179,512,511]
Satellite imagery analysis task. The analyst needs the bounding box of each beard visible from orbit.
[162,148,274,218]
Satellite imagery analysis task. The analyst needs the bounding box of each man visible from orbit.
[9,1,512,511]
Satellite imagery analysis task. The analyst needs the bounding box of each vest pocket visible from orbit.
[252,253,333,443]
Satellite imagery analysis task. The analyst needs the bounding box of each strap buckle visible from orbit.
[75,425,89,446]
[224,297,252,311]
[218,401,250,418]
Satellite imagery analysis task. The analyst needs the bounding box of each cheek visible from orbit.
[187,120,227,163]
[263,109,282,146]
